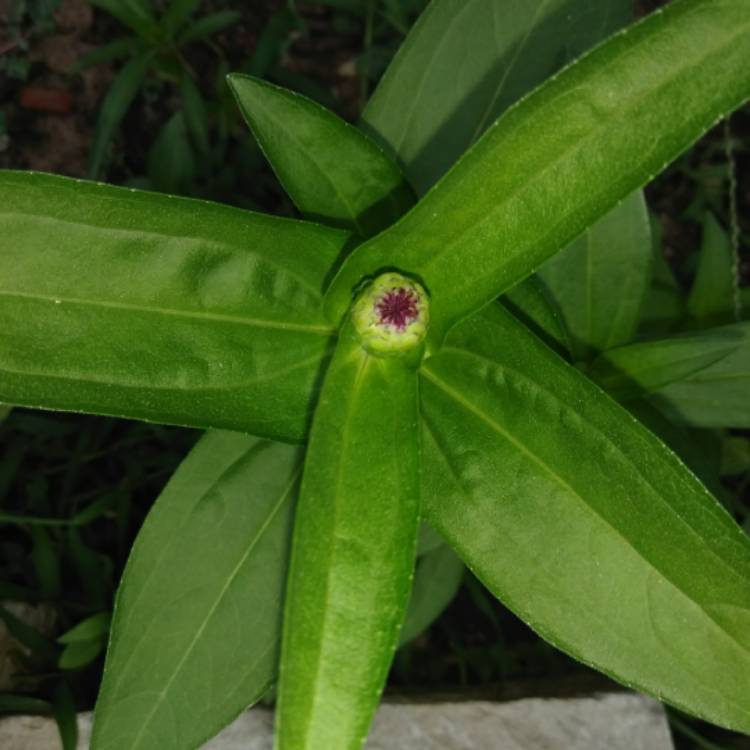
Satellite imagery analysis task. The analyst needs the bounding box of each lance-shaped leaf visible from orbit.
[89,0,158,39]
[88,53,153,179]
[147,112,196,194]
[326,0,750,343]
[502,276,571,357]
[228,74,415,236]
[538,191,651,361]
[74,36,144,72]
[161,0,201,37]
[362,0,631,193]
[639,217,684,335]
[176,11,240,46]
[419,304,750,733]
[625,400,726,500]
[0,172,347,443]
[686,212,739,327]
[92,431,302,750]
[91,419,464,750]
[588,326,742,401]
[650,321,750,428]
[277,321,420,750]
[399,542,464,647]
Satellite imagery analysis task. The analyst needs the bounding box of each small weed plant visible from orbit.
[78,0,240,180]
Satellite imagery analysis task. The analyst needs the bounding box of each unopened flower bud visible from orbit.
[351,272,429,357]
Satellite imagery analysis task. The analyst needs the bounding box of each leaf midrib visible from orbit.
[296,351,371,747]
[0,349,329,394]
[1,209,330,299]
[0,290,333,335]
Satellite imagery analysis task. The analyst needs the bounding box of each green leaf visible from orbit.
[0,694,51,714]
[416,521,445,557]
[73,36,142,73]
[58,612,112,644]
[59,638,105,670]
[179,73,210,160]
[177,11,241,47]
[150,55,182,82]
[161,0,200,37]
[0,604,58,661]
[419,304,750,733]
[0,171,348,443]
[638,215,684,335]
[588,327,741,401]
[0,511,81,526]
[399,542,463,646]
[625,400,725,498]
[228,74,414,236]
[686,212,738,327]
[89,0,158,38]
[326,0,750,344]
[650,321,750,428]
[363,0,631,194]
[71,494,116,525]
[538,192,651,361]
[92,431,302,750]
[88,54,153,179]
[52,682,78,750]
[147,112,197,194]
[501,276,571,357]
[277,322,420,750]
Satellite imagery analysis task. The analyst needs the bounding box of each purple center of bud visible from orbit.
[376,288,419,331]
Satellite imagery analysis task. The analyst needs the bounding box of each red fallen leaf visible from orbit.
[19,87,73,115]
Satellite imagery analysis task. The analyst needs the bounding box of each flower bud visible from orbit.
[351,272,429,357]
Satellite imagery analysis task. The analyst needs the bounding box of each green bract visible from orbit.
[1,0,750,749]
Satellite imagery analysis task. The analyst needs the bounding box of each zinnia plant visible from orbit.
[1,0,749,748]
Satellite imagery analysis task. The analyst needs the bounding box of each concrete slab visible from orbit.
[0,691,674,749]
